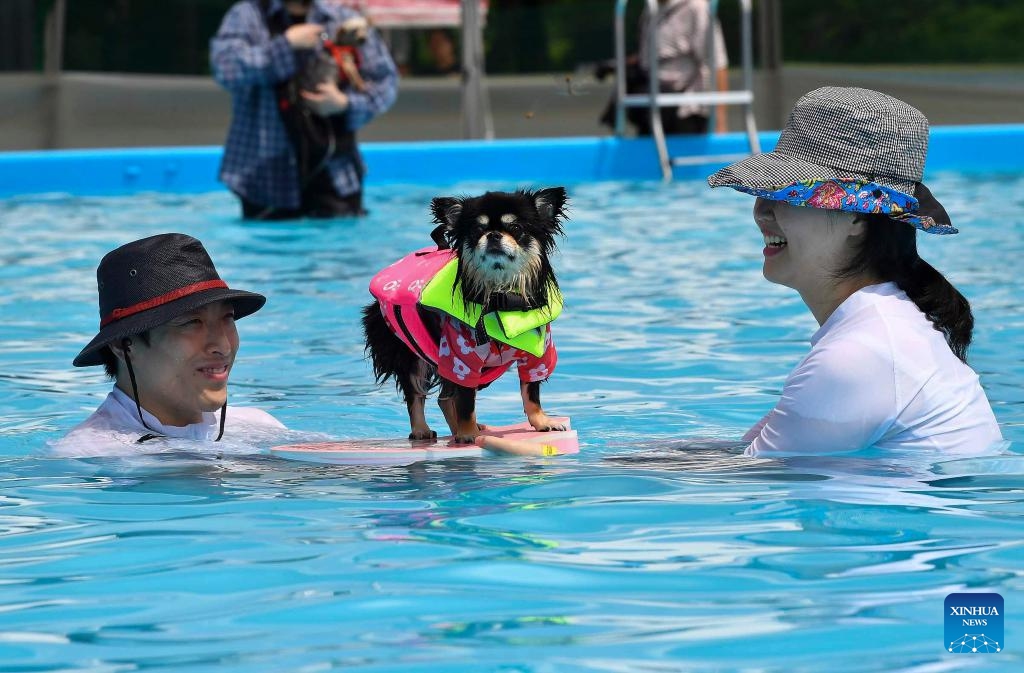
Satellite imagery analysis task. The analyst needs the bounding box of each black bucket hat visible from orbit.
[707,87,956,234]
[74,233,266,367]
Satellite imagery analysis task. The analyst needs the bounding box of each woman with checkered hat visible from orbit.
[707,87,1002,456]
[51,234,286,457]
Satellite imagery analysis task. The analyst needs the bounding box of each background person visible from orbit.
[707,86,1002,456]
[600,0,728,136]
[53,234,285,457]
[211,0,398,219]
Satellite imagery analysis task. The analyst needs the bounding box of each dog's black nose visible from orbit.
[486,231,503,242]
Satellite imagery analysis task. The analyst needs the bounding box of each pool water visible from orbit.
[1,174,1023,671]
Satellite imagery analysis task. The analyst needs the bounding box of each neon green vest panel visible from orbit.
[419,259,562,358]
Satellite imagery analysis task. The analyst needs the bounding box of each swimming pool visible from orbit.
[1,137,1023,671]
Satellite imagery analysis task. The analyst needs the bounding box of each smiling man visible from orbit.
[53,233,284,456]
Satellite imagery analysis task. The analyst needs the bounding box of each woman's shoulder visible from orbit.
[802,309,902,390]
[821,285,932,347]
[801,331,892,388]
[854,286,953,354]
[815,284,970,386]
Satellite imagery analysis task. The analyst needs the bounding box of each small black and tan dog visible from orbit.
[296,16,370,96]
[362,187,569,443]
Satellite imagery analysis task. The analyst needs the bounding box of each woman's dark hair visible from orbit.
[100,331,151,379]
[837,213,973,362]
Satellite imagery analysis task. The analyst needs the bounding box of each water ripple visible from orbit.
[0,178,1022,671]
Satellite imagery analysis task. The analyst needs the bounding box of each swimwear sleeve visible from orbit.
[742,412,771,443]
[745,336,897,456]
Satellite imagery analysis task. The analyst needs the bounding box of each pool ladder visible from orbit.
[613,0,761,180]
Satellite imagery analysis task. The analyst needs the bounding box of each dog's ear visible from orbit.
[430,197,463,228]
[533,187,568,226]
[430,196,463,249]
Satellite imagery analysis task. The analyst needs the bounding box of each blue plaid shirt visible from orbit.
[211,0,398,208]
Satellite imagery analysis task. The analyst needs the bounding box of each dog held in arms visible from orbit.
[296,16,370,97]
[362,187,569,443]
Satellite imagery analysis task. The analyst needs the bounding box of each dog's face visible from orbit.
[431,188,567,301]
[297,17,369,93]
[334,17,369,47]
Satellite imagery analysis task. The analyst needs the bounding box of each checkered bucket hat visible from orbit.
[707,87,955,234]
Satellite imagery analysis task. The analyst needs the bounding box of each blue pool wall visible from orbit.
[2,125,1023,198]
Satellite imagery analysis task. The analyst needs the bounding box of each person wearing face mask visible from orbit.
[53,234,285,457]
[706,87,1002,456]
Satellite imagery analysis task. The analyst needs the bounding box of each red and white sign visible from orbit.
[330,0,488,28]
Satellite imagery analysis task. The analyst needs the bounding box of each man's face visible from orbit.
[118,300,239,427]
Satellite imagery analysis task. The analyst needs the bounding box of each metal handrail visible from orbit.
[613,0,760,180]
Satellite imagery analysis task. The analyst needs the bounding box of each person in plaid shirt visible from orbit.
[211,0,397,219]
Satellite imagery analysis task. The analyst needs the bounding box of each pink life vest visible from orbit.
[369,246,453,366]
[368,246,557,388]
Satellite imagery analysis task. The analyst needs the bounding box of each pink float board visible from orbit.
[270,417,577,465]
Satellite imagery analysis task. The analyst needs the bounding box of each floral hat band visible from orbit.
[728,178,956,235]
[707,87,957,235]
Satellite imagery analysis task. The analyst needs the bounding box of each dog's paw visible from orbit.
[527,412,566,432]
[409,429,438,441]
[451,421,481,445]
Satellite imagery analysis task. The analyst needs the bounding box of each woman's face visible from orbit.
[117,301,239,427]
[752,198,858,294]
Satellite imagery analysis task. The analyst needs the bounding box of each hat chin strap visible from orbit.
[123,338,227,444]
[122,341,162,444]
[216,400,226,442]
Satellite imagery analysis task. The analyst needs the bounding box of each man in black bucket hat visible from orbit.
[54,233,285,456]
[704,86,1001,457]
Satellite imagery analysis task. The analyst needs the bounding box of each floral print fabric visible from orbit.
[731,178,957,235]
[437,316,556,390]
